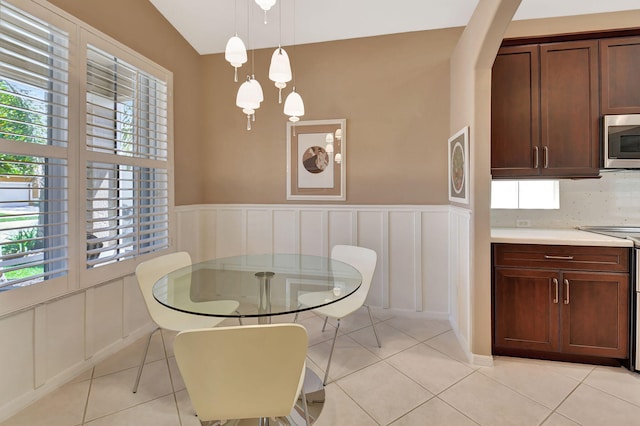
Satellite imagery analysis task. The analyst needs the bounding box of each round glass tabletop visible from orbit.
[152,253,362,319]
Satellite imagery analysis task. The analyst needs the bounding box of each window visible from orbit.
[0,0,172,297]
[0,1,69,290]
[491,180,560,209]
[85,45,169,268]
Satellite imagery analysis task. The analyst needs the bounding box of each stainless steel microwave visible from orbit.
[604,114,640,168]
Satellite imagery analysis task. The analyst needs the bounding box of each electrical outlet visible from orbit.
[516,219,531,228]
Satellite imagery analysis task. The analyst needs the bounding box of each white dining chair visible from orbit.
[297,244,381,385]
[132,251,240,393]
[174,324,311,426]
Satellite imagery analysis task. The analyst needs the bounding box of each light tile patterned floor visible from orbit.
[3,310,640,426]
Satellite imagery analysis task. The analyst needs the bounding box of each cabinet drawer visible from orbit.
[493,244,629,272]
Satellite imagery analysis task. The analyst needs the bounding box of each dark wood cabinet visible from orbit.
[491,41,600,178]
[493,244,629,361]
[600,36,640,114]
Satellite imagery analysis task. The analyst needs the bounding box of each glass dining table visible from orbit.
[152,253,362,424]
[152,253,362,322]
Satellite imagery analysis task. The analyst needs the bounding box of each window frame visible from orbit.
[0,0,175,313]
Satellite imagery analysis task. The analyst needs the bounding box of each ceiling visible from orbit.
[149,0,640,55]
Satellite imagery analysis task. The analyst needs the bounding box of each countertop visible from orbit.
[491,228,634,247]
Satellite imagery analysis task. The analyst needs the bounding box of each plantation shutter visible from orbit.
[0,1,69,289]
[85,45,169,268]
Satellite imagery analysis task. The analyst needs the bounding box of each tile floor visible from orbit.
[3,309,640,426]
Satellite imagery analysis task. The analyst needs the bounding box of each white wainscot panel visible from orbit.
[88,280,124,356]
[42,293,85,381]
[328,210,354,249]
[356,210,386,308]
[273,209,298,253]
[299,210,326,256]
[449,208,471,350]
[0,310,34,406]
[175,208,200,256]
[200,208,218,261]
[422,211,450,314]
[246,209,273,254]
[389,211,419,311]
[123,274,150,337]
[216,209,244,258]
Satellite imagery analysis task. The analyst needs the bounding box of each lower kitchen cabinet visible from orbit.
[493,244,629,361]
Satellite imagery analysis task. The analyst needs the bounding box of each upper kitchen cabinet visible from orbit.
[600,36,640,114]
[491,40,600,178]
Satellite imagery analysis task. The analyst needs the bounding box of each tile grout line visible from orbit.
[80,367,96,426]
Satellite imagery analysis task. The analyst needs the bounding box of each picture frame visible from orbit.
[448,126,469,204]
[286,119,346,201]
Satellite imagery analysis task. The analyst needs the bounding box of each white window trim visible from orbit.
[0,0,175,314]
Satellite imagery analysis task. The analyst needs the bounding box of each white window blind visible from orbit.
[85,45,169,269]
[0,1,69,290]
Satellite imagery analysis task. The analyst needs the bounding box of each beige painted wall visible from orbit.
[201,29,462,204]
[47,0,204,206]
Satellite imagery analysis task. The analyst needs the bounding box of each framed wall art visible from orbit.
[448,126,469,204]
[286,119,346,201]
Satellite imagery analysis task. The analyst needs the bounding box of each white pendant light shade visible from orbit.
[269,48,292,85]
[225,35,247,82]
[325,133,334,144]
[334,152,342,164]
[269,47,292,103]
[284,88,304,122]
[325,142,334,154]
[255,0,276,11]
[335,128,342,140]
[236,78,263,130]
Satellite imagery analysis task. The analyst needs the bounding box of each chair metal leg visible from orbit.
[132,327,159,393]
[323,318,340,385]
[321,316,329,332]
[300,387,311,426]
[365,305,381,348]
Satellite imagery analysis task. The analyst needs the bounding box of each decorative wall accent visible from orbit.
[448,126,469,204]
[286,119,346,200]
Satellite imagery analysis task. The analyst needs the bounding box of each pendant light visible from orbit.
[284,0,304,122]
[236,76,263,130]
[224,0,247,82]
[255,0,277,24]
[325,133,334,154]
[268,3,291,103]
[225,36,247,82]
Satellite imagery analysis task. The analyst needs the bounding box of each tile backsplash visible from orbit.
[491,170,640,228]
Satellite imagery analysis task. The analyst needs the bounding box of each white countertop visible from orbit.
[491,228,634,247]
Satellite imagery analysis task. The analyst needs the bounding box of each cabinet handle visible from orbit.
[544,255,574,260]
[533,146,539,168]
[564,279,570,304]
[552,278,559,304]
[543,146,549,168]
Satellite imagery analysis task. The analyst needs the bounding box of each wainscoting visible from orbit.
[0,203,472,422]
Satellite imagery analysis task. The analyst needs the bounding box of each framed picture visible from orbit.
[448,126,469,204]
[286,119,346,201]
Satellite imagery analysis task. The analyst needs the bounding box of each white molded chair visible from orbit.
[297,245,380,385]
[174,324,310,426]
[133,251,240,393]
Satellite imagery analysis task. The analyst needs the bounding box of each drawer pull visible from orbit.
[543,146,549,168]
[544,255,574,260]
[533,146,539,169]
[564,279,570,304]
[552,278,559,304]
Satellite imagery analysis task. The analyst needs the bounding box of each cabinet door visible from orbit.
[539,41,600,177]
[600,36,640,114]
[491,45,540,178]
[494,268,560,352]
[561,272,629,358]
